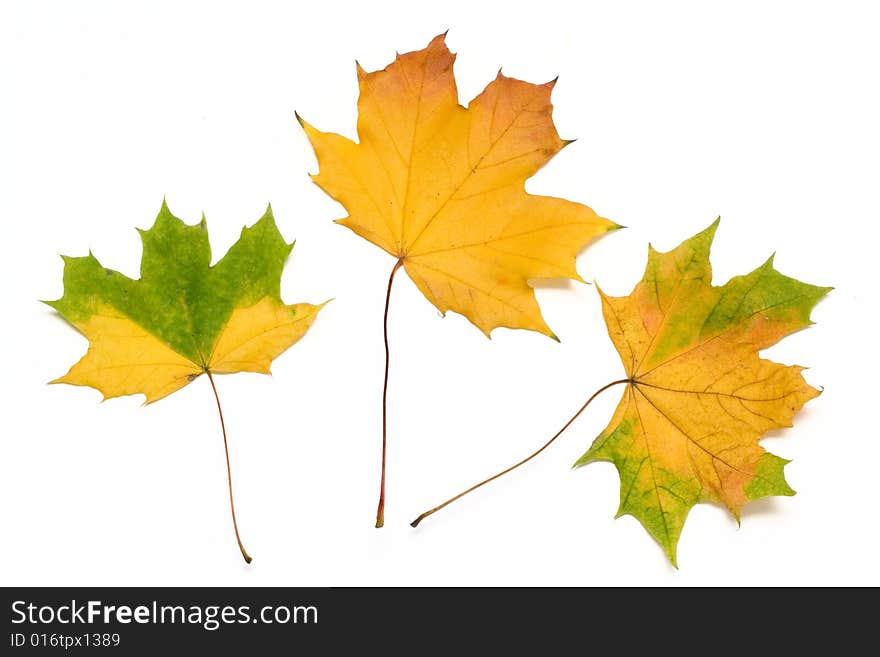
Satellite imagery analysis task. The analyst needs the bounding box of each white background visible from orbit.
[1,0,877,586]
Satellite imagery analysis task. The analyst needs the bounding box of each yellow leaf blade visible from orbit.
[301,34,616,336]
[51,308,202,404]
[208,298,325,375]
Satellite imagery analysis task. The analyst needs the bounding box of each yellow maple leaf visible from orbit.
[298,34,617,528]
[298,33,617,337]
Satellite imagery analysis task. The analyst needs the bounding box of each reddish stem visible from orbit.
[376,258,404,528]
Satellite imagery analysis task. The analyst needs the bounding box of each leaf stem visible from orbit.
[410,378,631,528]
[206,370,252,563]
[376,258,405,528]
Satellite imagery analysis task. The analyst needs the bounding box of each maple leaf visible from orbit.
[575,220,829,565]
[298,33,616,527]
[49,201,323,402]
[47,200,325,561]
[411,221,829,564]
[298,33,617,337]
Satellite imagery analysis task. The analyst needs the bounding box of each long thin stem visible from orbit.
[206,370,252,563]
[376,258,405,528]
[410,378,631,528]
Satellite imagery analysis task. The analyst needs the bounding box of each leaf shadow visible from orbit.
[704,496,788,529]
[740,496,787,521]
[529,277,577,291]
[764,403,822,442]
[527,229,622,291]
[44,307,82,334]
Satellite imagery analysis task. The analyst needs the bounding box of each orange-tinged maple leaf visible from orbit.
[298,33,617,337]
[576,220,830,565]
[298,34,618,528]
